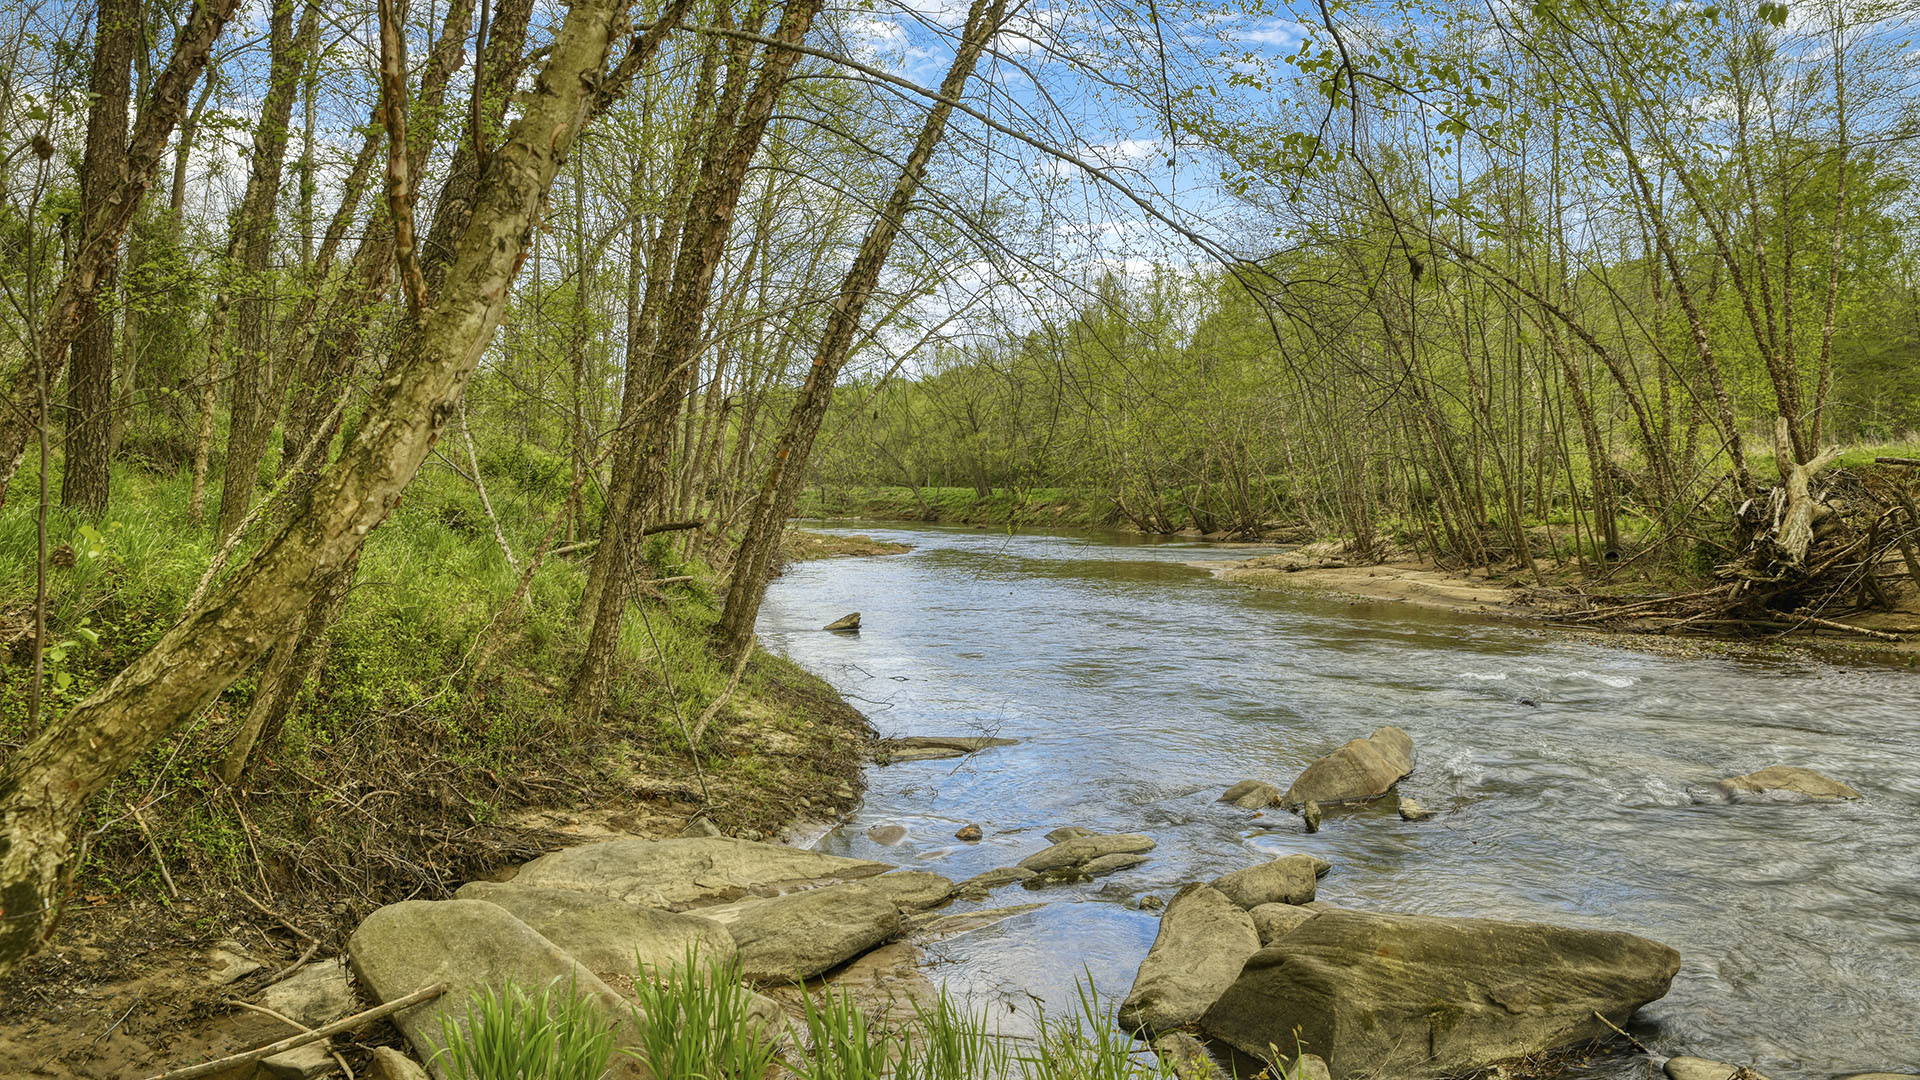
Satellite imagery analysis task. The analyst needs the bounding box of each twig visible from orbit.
[127,801,180,900]
[1590,1009,1651,1055]
[1875,456,1919,467]
[266,941,321,983]
[145,981,444,1080]
[227,792,273,899]
[223,999,356,1080]
[188,395,347,608]
[635,600,711,807]
[460,398,518,571]
[234,885,315,943]
[690,635,755,746]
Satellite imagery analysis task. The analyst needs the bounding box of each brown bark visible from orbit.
[570,0,813,723]
[60,0,141,514]
[214,0,321,540]
[717,0,1006,655]
[0,0,238,510]
[0,0,631,973]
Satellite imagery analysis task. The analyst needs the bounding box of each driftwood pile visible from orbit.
[1561,422,1920,642]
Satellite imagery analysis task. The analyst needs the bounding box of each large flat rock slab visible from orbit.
[1280,727,1414,807]
[724,883,903,984]
[347,899,642,1080]
[454,881,736,979]
[1117,884,1262,1037]
[1200,909,1680,1079]
[512,836,893,908]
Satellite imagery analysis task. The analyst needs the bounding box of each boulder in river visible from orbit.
[1018,833,1155,873]
[724,883,903,983]
[824,612,861,631]
[1280,727,1414,808]
[1218,780,1280,809]
[1117,883,1262,1037]
[1200,908,1680,1080]
[348,900,643,1080]
[955,824,983,841]
[1711,765,1860,801]
[1210,854,1330,909]
[453,881,736,978]
[511,836,892,908]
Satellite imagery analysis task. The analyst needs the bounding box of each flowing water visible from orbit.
[757,523,1920,1078]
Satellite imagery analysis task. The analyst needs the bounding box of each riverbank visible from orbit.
[1201,546,1920,659]
[0,468,882,1078]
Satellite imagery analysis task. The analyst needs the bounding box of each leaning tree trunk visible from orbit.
[569,0,822,725]
[0,0,239,509]
[717,0,1006,657]
[0,0,655,974]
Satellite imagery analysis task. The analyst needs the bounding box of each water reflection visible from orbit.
[759,523,1920,1077]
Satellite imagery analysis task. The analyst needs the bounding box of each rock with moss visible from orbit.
[1200,909,1680,1079]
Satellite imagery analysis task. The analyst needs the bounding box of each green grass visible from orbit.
[437,979,616,1080]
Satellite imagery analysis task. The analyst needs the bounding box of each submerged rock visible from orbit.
[1218,780,1281,809]
[867,823,909,845]
[823,612,861,631]
[1280,727,1415,808]
[1200,909,1680,1080]
[1397,796,1436,821]
[511,836,892,908]
[884,735,1020,761]
[955,866,1038,897]
[1017,833,1155,873]
[1665,1058,1770,1080]
[1118,884,1262,1036]
[1711,765,1860,801]
[1045,825,1096,843]
[1211,854,1330,909]
[453,881,735,978]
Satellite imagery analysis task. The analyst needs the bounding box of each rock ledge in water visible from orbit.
[1211,854,1330,909]
[882,735,1019,761]
[1218,780,1280,809]
[823,612,861,631]
[1200,908,1680,1080]
[1711,765,1860,801]
[1017,833,1155,873]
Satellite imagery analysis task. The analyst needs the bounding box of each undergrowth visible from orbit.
[0,452,873,954]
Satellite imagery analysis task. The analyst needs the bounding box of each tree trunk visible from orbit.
[59,0,141,514]
[0,0,236,510]
[717,0,1006,656]
[214,0,320,540]
[0,0,645,973]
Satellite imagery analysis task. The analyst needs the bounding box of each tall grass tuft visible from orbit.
[1018,983,1153,1080]
[435,979,615,1080]
[793,985,901,1080]
[624,952,782,1080]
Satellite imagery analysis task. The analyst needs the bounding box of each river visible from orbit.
[756,523,1920,1077]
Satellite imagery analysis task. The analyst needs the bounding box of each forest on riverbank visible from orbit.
[1,0,1918,1062]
